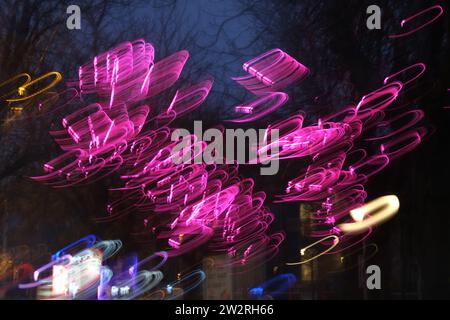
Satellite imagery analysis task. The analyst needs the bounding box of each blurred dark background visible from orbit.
[1,0,449,299]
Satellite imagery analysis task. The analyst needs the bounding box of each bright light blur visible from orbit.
[339,195,400,234]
